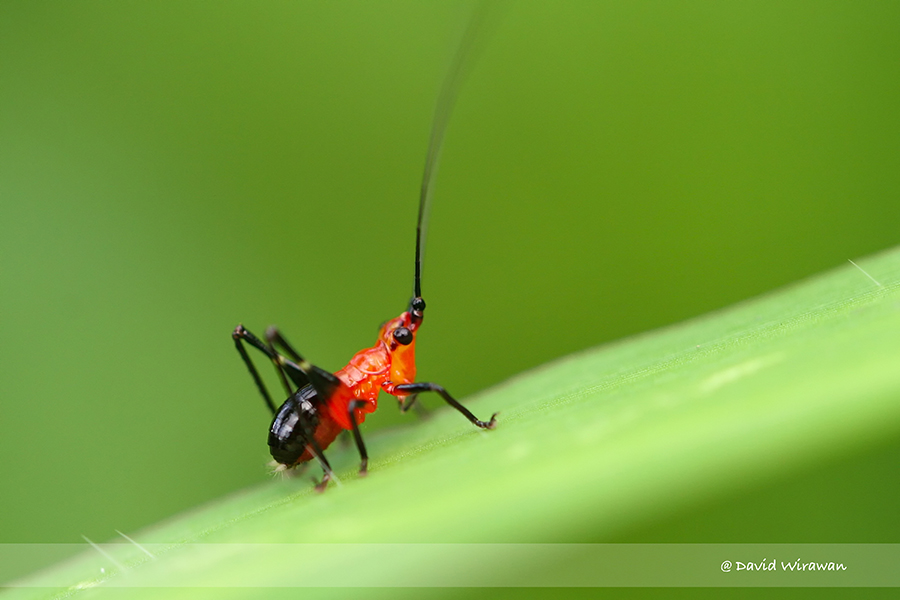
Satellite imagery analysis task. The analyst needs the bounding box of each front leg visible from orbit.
[399,393,420,413]
[383,381,497,429]
[346,400,370,476]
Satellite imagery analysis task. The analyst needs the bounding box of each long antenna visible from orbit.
[414,1,498,299]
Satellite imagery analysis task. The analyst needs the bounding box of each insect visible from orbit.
[232,5,498,491]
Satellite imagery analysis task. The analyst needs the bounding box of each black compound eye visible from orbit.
[393,327,413,346]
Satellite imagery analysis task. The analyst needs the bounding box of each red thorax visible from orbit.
[326,309,421,430]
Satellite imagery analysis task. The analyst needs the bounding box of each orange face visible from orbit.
[378,310,419,390]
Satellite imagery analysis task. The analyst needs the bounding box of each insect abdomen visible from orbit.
[268,385,322,466]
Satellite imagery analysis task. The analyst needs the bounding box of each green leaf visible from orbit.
[6,247,900,597]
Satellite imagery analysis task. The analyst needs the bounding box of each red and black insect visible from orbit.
[232,7,497,491]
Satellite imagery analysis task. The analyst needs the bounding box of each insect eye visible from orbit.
[393,327,413,346]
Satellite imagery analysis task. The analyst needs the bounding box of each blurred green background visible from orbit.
[1,0,899,552]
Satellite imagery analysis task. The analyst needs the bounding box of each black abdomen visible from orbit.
[268,384,320,466]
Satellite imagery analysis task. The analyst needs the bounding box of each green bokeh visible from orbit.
[1,0,899,550]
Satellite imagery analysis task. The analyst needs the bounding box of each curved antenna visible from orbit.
[414,1,499,299]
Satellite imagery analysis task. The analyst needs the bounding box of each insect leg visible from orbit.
[305,437,335,493]
[234,324,316,396]
[232,325,280,414]
[265,326,303,362]
[399,393,419,413]
[265,326,319,397]
[261,328,293,397]
[346,400,369,476]
[253,326,344,400]
[398,394,433,421]
[392,382,497,429]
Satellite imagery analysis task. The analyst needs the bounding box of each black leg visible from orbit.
[266,326,316,397]
[233,325,279,414]
[284,413,335,493]
[262,326,341,397]
[393,382,497,429]
[304,437,335,493]
[399,393,420,413]
[266,326,304,362]
[399,393,432,420]
[346,400,369,476]
[233,324,320,397]
[263,327,294,397]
